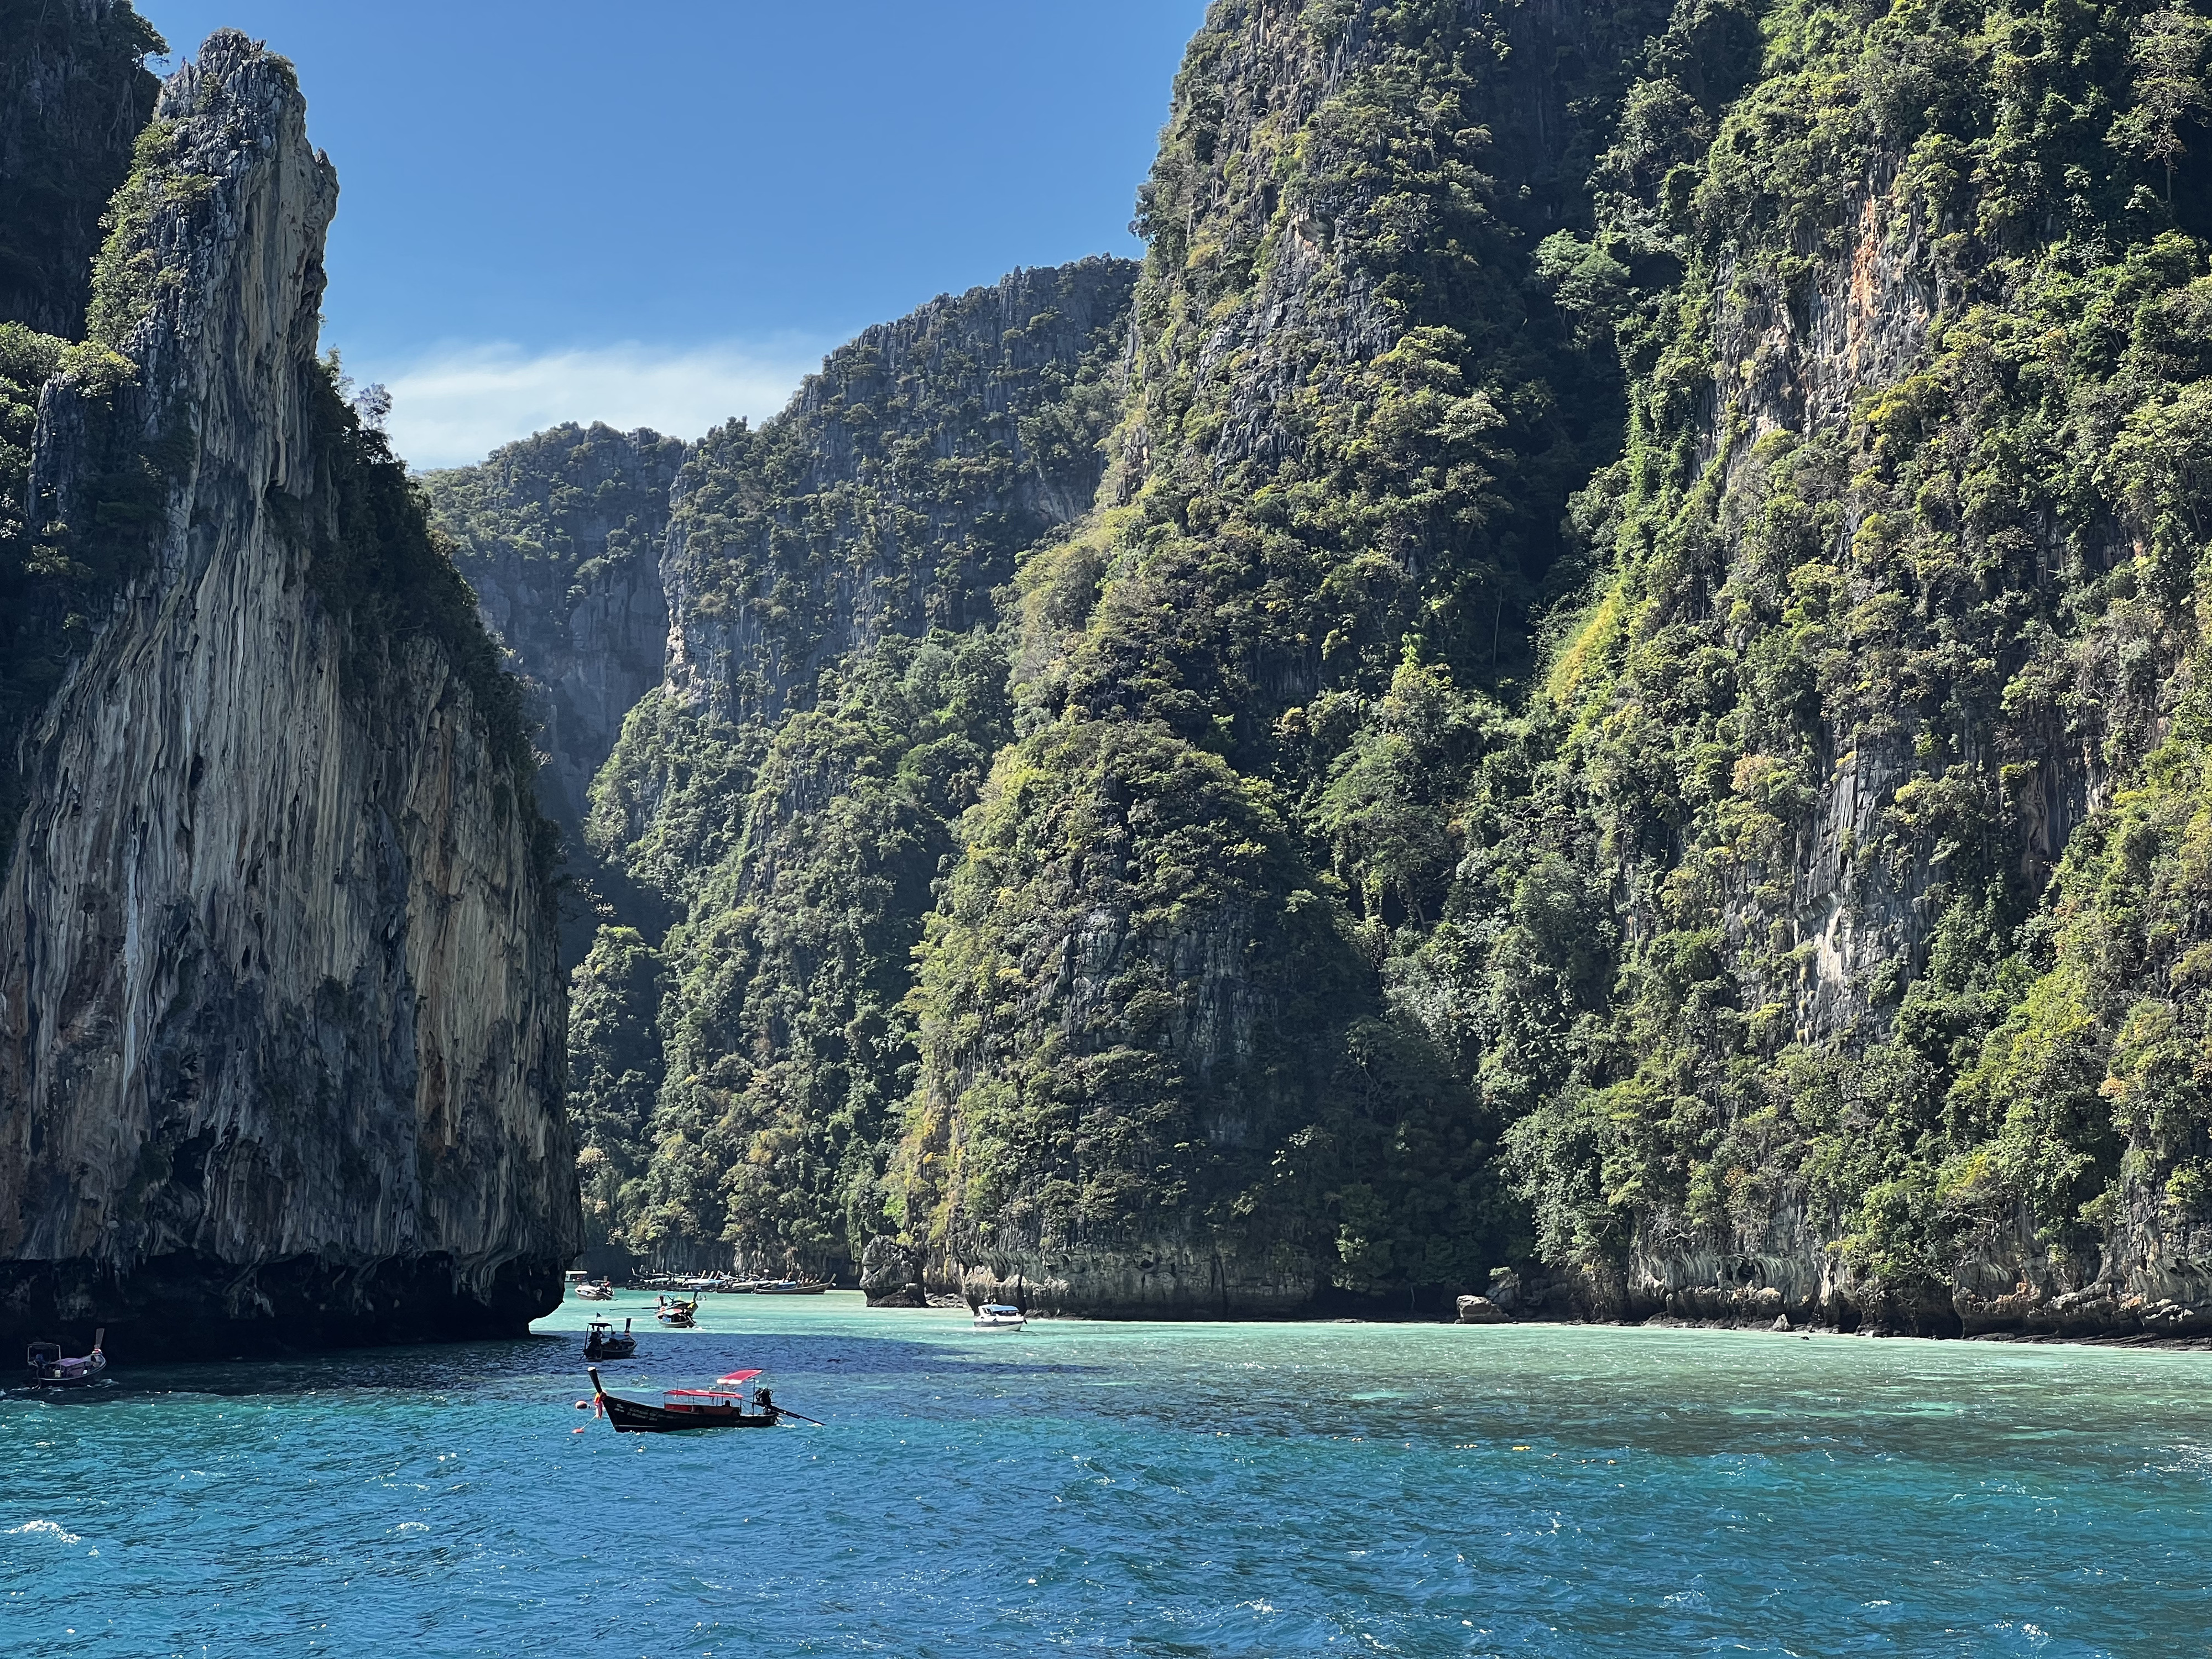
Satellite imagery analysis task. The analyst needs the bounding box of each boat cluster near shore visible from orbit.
[614,1272,830,1295]
[564,1278,1032,1431]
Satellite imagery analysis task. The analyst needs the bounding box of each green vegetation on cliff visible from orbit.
[1464,0,2212,1323]
[573,261,1139,1272]
[528,0,2212,1328]
[888,0,1676,1309]
[0,0,161,337]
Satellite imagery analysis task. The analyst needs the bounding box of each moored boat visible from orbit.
[27,1329,105,1386]
[752,1280,828,1296]
[583,1318,637,1360]
[972,1303,1025,1331]
[574,1277,614,1301]
[586,1367,782,1433]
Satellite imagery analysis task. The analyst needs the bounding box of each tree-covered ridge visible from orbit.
[572,261,1142,1274]
[1462,0,2212,1326]
[423,420,685,591]
[420,421,686,842]
[888,0,1688,1311]
[654,257,1140,737]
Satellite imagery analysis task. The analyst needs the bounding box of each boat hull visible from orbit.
[587,1371,779,1433]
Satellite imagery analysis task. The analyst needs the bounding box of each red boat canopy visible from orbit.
[664,1389,745,1400]
[715,1370,763,1385]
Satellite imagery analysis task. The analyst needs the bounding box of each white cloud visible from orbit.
[358,338,836,471]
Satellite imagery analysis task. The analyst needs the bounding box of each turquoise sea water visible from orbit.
[4,1293,2209,1657]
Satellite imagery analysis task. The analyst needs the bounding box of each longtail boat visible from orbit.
[583,1318,636,1360]
[26,1329,105,1387]
[586,1367,780,1433]
[655,1294,701,1327]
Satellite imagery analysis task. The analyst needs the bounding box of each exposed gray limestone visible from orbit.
[0,33,577,1358]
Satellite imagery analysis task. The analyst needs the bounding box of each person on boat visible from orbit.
[754,1386,779,1423]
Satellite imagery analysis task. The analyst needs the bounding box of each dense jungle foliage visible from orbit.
[422,421,685,612]
[568,263,1139,1268]
[534,0,2212,1317]
[891,0,1684,1304]
[1474,0,2212,1316]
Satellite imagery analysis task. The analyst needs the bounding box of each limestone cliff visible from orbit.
[421,423,685,846]
[1468,0,2212,1338]
[0,31,577,1358]
[891,0,1667,1317]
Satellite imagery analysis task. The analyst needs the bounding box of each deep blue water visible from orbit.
[4,1292,2209,1656]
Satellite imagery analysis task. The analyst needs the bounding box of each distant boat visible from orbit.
[656,1296,700,1328]
[752,1280,828,1296]
[583,1318,636,1360]
[573,1277,614,1301]
[586,1367,781,1433]
[972,1304,1025,1332]
[26,1329,105,1387]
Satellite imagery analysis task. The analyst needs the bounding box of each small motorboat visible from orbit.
[586,1367,783,1433]
[972,1303,1026,1332]
[583,1318,637,1360]
[576,1279,614,1301]
[752,1280,828,1296]
[27,1329,105,1387]
[656,1295,700,1328]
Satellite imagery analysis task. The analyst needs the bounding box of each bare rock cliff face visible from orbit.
[0,33,578,1358]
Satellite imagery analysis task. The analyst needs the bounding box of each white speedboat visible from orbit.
[972,1303,1025,1332]
[574,1277,614,1301]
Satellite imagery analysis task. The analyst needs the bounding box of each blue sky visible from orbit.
[133,2,1207,466]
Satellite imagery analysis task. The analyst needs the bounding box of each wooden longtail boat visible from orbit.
[586,1367,780,1433]
[583,1318,636,1360]
[26,1329,105,1387]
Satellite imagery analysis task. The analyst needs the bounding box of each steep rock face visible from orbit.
[648,258,1138,742]
[893,0,1671,1316]
[1482,0,2212,1337]
[0,32,577,1358]
[582,261,1136,1277]
[0,0,160,336]
[421,422,685,838]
